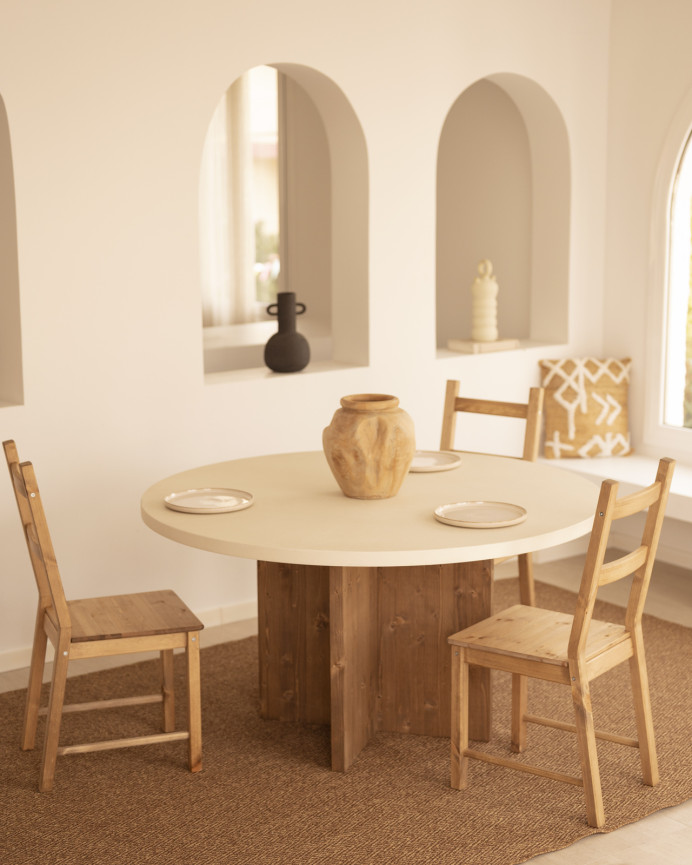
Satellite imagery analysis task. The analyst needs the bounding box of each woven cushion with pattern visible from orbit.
[538,357,632,458]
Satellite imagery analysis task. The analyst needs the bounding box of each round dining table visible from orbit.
[141,450,599,771]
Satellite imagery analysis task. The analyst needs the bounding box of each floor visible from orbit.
[2,553,690,865]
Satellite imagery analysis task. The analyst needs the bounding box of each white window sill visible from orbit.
[204,358,366,385]
[436,339,567,361]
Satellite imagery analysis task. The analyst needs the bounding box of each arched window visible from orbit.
[645,101,692,461]
[200,66,282,328]
[665,133,692,429]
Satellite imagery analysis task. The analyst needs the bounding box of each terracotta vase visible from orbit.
[322,394,416,499]
[264,291,310,373]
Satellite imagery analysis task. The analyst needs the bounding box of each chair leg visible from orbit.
[629,629,659,786]
[22,608,48,751]
[450,647,470,789]
[511,673,527,753]
[517,553,536,606]
[186,632,202,773]
[39,637,70,793]
[570,663,604,828]
[160,649,175,733]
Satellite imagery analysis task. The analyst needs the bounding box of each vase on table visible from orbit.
[264,291,310,373]
[322,394,416,499]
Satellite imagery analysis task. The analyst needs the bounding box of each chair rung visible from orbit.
[525,714,639,747]
[39,693,163,716]
[465,748,583,787]
[57,730,189,756]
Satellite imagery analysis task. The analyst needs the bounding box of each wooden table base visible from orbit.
[258,559,493,771]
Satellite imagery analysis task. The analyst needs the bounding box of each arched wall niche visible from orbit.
[0,94,23,406]
[436,73,570,352]
[202,63,369,375]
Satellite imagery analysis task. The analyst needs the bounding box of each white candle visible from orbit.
[471,259,499,342]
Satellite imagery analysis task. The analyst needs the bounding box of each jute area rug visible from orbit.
[1,579,690,865]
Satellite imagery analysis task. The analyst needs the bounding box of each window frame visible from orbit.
[645,98,692,461]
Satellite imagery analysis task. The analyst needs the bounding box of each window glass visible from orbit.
[200,66,281,327]
[249,66,280,305]
[665,134,692,429]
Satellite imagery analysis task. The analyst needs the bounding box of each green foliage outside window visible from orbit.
[255,220,280,304]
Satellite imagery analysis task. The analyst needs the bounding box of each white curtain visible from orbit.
[199,76,257,326]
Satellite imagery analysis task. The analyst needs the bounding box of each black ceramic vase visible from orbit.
[264,291,310,373]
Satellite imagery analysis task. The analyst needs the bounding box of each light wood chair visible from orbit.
[448,456,675,828]
[440,379,545,605]
[3,439,204,792]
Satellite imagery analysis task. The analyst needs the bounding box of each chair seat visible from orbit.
[45,589,203,642]
[448,604,628,667]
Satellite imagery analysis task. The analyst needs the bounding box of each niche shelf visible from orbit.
[436,74,571,357]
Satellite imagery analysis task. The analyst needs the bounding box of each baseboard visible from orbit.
[197,599,258,630]
[609,528,691,571]
[500,531,688,577]
[0,646,37,677]
[2,537,685,675]
[533,531,689,571]
[0,598,260,675]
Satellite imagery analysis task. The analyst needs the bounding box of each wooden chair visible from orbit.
[440,379,545,605]
[448,457,675,828]
[3,439,204,792]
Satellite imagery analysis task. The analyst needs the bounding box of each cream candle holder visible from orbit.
[471,259,499,342]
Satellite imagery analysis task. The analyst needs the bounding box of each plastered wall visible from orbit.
[0,0,615,668]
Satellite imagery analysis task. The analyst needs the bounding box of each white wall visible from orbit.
[0,0,613,670]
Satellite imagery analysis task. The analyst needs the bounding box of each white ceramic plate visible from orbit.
[409,450,462,472]
[434,500,527,528]
[164,488,254,514]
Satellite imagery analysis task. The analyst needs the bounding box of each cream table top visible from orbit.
[140,451,600,568]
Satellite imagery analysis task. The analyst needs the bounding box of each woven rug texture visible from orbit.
[1,578,690,865]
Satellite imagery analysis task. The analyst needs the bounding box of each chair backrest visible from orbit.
[568,457,675,659]
[440,379,545,461]
[3,440,71,632]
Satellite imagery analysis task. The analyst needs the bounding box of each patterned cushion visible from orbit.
[538,358,632,458]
